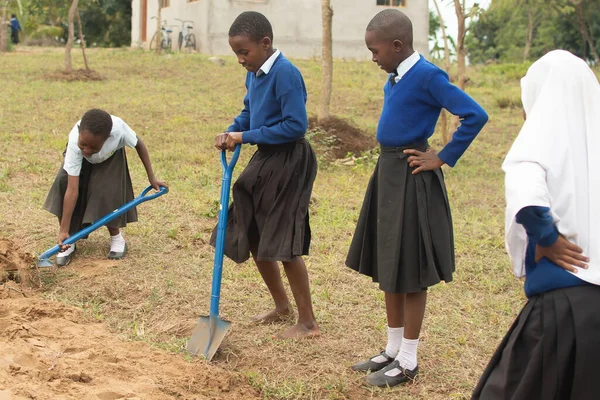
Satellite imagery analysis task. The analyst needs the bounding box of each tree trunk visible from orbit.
[433,0,451,73]
[76,10,90,71]
[524,8,534,61]
[433,0,450,144]
[155,0,162,54]
[575,1,600,64]
[65,0,79,73]
[453,0,467,91]
[0,1,8,53]
[318,0,333,121]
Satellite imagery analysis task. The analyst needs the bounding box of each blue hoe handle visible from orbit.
[210,144,241,316]
[38,185,168,261]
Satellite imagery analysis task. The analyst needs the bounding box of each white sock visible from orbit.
[395,337,419,371]
[110,232,126,253]
[385,326,404,358]
[58,243,75,256]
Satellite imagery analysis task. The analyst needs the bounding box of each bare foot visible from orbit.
[252,306,294,324]
[277,322,321,339]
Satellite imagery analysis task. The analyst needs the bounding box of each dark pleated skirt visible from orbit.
[345,142,454,293]
[472,284,600,400]
[43,148,137,235]
[210,139,317,263]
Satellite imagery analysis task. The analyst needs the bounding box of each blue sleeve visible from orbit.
[242,70,308,145]
[427,71,488,167]
[516,206,559,247]
[226,74,251,133]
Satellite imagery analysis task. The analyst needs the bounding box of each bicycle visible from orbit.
[149,17,174,52]
[175,19,196,53]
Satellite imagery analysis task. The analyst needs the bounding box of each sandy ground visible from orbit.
[0,239,261,400]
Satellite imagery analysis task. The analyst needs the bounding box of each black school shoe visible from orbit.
[107,244,127,260]
[351,351,394,372]
[365,360,418,387]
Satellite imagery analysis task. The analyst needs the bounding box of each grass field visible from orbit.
[1,47,590,399]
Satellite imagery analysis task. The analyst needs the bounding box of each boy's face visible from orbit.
[78,128,108,158]
[229,35,272,74]
[365,30,403,74]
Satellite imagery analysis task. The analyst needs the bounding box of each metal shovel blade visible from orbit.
[37,257,54,268]
[186,314,231,361]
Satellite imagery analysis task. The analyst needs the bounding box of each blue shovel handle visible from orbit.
[38,185,169,262]
[210,144,241,316]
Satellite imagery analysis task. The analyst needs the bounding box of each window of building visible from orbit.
[376,0,407,6]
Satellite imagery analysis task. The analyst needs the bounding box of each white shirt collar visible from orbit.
[257,49,280,76]
[394,51,420,83]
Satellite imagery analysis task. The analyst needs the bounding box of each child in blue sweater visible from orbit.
[347,9,488,387]
[213,11,319,339]
[10,14,21,45]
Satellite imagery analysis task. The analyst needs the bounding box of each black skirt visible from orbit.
[345,142,454,293]
[211,139,317,263]
[43,148,137,234]
[472,284,600,400]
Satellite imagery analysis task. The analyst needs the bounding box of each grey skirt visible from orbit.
[210,139,317,263]
[472,285,600,400]
[345,142,454,293]
[43,148,137,234]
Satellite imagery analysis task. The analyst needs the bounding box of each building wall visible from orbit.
[131,0,430,59]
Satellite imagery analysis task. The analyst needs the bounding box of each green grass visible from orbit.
[1,47,596,399]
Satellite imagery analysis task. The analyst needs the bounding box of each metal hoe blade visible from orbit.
[37,257,53,268]
[187,314,232,361]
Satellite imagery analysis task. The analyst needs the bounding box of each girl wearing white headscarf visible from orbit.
[473,50,600,399]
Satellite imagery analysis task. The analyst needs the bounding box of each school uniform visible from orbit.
[10,18,21,45]
[44,116,138,234]
[473,50,600,400]
[346,51,488,293]
[211,50,317,263]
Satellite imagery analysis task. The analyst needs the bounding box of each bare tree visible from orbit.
[64,0,79,73]
[0,0,8,52]
[318,0,333,121]
[571,0,599,64]
[433,0,451,144]
[76,9,89,71]
[155,0,163,53]
[453,0,468,91]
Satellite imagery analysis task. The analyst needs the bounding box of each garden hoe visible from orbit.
[187,144,241,361]
[37,185,168,267]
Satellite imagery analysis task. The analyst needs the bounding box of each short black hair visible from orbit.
[80,109,112,137]
[367,9,413,46]
[11,14,16,18]
[228,11,273,43]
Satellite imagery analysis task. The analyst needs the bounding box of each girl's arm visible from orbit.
[135,137,168,190]
[58,175,79,249]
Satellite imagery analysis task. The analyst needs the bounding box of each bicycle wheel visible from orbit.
[149,32,159,51]
[186,34,196,53]
[177,32,183,51]
[166,38,172,52]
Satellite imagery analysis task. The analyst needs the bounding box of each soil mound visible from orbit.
[0,282,261,400]
[307,116,376,160]
[0,239,37,287]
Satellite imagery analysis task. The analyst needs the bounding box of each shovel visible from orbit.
[187,144,241,361]
[37,185,168,268]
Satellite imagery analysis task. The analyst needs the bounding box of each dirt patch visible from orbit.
[307,116,376,160]
[0,282,261,400]
[44,69,104,82]
[0,239,37,288]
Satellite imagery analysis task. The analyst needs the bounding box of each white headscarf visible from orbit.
[503,50,600,284]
